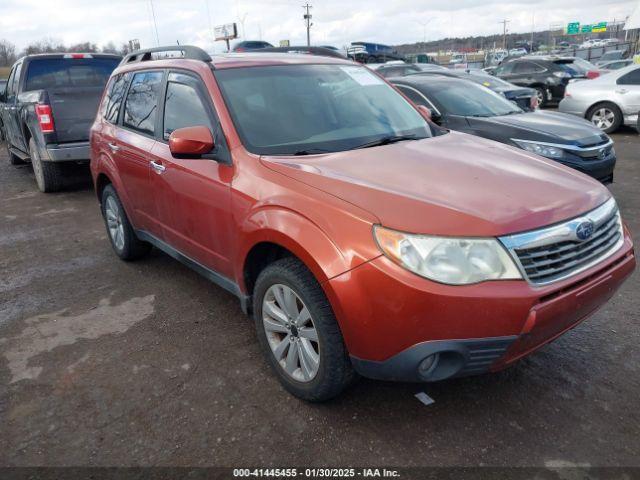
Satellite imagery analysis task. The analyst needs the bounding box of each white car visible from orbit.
[509,48,528,57]
[559,64,640,133]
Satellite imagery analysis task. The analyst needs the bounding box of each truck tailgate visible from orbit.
[48,86,105,143]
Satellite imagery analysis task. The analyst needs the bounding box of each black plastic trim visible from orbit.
[350,336,518,382]
[135,230,250,310]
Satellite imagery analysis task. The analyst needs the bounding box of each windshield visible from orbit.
[425,81,523,117]
[215,64,435,155]
[462,73,515,89]
[25,58,120,90]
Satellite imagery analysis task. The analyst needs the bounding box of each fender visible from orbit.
[236,207,352,293]
[93,151,138,226]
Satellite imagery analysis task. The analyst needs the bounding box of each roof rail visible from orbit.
[120,45,212,65]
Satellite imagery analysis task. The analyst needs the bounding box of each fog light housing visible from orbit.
[418,354,439,378]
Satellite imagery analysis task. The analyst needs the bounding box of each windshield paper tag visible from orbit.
[340,66,384,86]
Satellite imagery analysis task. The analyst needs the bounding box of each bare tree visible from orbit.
[23,38,66,55]
[102,41,119,54]
[68,41,98,53]
[0,39,18,66]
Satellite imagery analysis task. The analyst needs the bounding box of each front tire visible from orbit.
[30,138,62,192]
[101,184,151,261]
[534,87,548,108]
[588,102,623,134]
[253,257,355,402]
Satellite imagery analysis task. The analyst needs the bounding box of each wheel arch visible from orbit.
[585,99,623,119]
[238,208,352,297]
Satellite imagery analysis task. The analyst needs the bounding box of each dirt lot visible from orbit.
[0,131,639,469]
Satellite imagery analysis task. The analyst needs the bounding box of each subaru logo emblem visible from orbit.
[576,220,595,241]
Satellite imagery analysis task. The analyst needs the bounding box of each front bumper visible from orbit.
[559,150,616,184]
[329,231,635,382]
[45,141,90,162]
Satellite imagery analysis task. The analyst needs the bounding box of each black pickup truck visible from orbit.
[0,53,120,192]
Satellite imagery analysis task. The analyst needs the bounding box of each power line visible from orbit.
[303,3,313,47]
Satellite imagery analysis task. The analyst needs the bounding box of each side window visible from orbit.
[396,85,428,106]
[617,69,640,86]
[5,66,16,98]
[101,73,130,124]
[123,71,163,136]
[6,62,22,99]
[162,76,213,139]
[495,63,514,75]
[513,62,535,74]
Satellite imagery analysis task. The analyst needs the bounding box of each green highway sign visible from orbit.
[581,24,593,33]
[567,22,580,35]
[592,22,607,33]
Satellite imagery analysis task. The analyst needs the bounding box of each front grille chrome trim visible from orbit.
[499,198,624,286]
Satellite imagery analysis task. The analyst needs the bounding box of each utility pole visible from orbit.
[499,19,510,49]
[303,3,313,47]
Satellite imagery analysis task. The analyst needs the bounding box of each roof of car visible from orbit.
[116,52,355,74]
[391,74,470,87]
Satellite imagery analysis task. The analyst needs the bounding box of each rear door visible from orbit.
[616,68,640,116]
[114,70,165,233]
[3,62,24,150]
[150,71,234,276]
[23,56,120,143]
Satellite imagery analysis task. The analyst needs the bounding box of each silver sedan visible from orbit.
[559,64,640,133]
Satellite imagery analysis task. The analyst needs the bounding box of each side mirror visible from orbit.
[169,126,214,159]
[417,105,441,123]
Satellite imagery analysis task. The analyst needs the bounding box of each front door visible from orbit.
[150,71,234,277]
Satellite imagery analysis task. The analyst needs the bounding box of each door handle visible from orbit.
[150,160,166,174]
[615,89,628,94]
[108,142,120,152]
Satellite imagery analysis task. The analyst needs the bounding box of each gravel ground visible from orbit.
[0,130,638,468]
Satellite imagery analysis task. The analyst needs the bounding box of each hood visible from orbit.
[468,111,608,146]
[261,131,610,237]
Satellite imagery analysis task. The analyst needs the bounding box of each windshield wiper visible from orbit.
[352,134,421,150]
[292,148,332,156]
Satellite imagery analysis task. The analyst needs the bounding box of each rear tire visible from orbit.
[30,138,63,192]
[587,102,623,134]
[253,257,356,402]
[101,184,151,261]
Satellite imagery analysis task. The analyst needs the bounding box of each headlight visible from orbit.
[512,139,564,159]
[373,226,522,285]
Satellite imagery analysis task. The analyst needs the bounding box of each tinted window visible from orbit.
[512,62,540,74]
[5,65,16,97]
[24,58,119,90]
[495,63,514,75]
[101,73,130,124]
[163,80,212,139]
[419,81,522,117]
[123,71,163,136]
[215,64,435,155]
[617,68,640,85]
[396,85,428,106]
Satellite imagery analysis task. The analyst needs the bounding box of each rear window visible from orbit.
[24,58,120,91]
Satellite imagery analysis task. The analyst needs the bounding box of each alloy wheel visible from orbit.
[105,196,125,252]
[591,108,615,130]
[262,283,320,382]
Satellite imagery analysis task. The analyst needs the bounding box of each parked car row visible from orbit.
[0,46,636,402]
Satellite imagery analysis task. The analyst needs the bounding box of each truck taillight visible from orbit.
[35,105,55,133]
[586,70,600,79]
